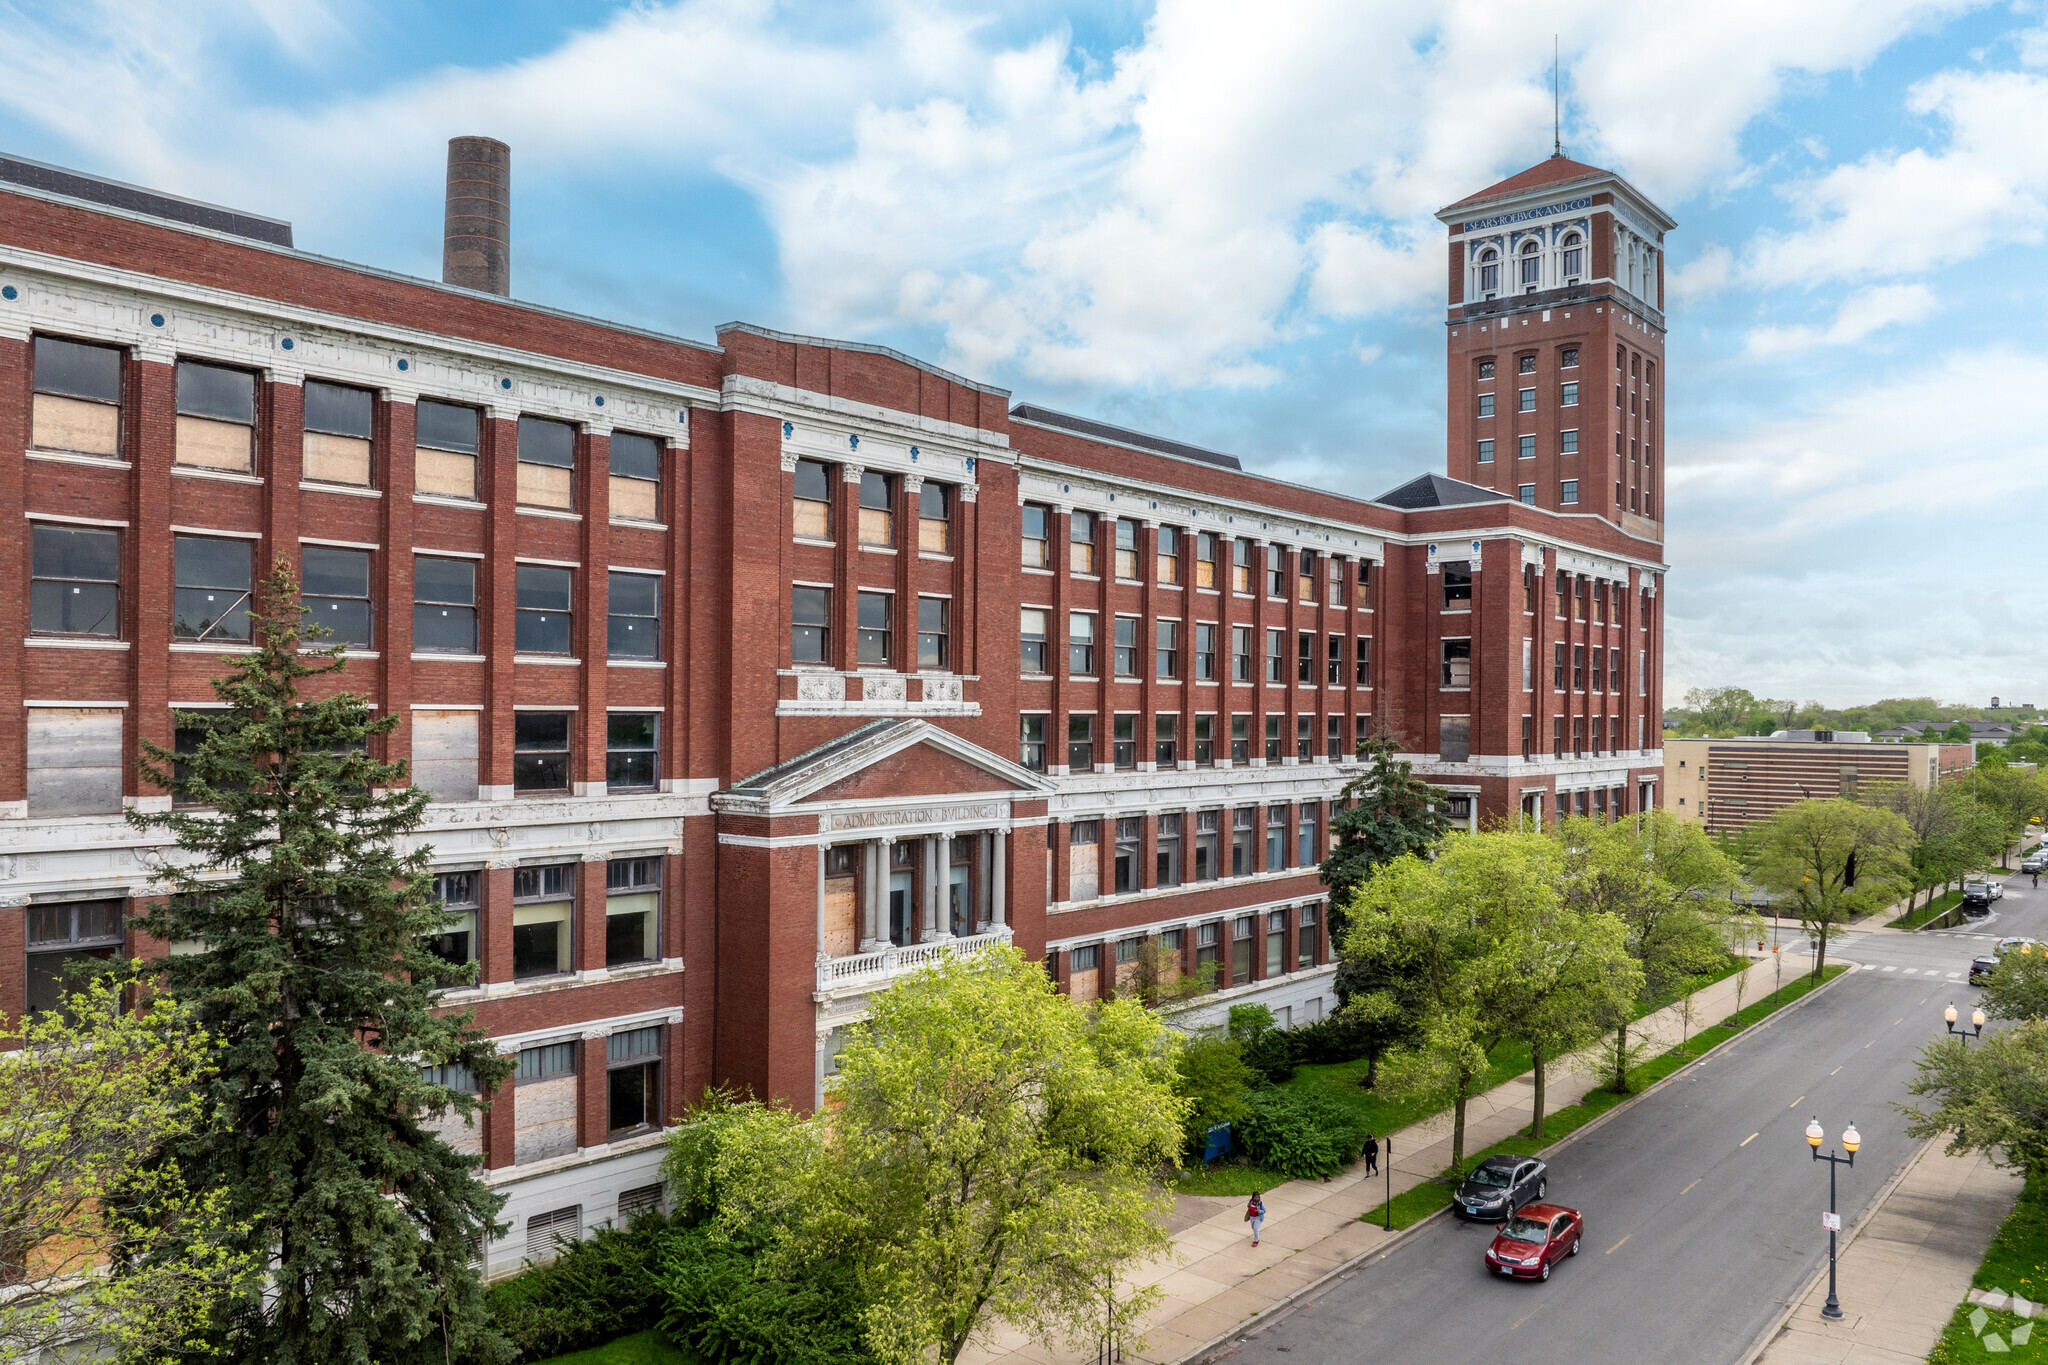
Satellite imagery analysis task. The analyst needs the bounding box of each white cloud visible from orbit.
[0,0,2000,388]
[1743,282,1938,355]
[1666,346,2048,701]
[1742,69,2048,287]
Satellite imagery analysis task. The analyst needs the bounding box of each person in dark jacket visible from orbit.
[1364,1133,1379,1175]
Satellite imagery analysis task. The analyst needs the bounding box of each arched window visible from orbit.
[1519,240,1542,292]
[1561,232,1583,283]
[1626,240,1639,297]
[1477,247,1500,298]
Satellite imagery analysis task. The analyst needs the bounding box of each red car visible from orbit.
[1484,1203,1584,1281]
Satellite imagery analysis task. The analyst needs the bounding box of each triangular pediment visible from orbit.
[719,720,1053,814]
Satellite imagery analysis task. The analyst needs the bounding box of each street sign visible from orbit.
[1821,1211,1842,1232]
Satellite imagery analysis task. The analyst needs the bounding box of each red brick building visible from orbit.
[0,148,1669,1272]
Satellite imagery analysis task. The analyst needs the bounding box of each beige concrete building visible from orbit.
[1665,731,1975,833]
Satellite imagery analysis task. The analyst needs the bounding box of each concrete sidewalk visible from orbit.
[961,952,1820,1365]
[1752,1141,2023,1364]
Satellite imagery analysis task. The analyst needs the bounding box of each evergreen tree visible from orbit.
[1320,734,1452,924]
[126,559,514,1365]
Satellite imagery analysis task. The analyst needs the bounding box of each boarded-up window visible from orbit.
[515,1043,579,1165]
[33,335,123,456]
[822,845,858,957]
[1068,821,1099,901]
[517,416,575,509]
[175,360,256,472]
[303,379,373,485]
[411,710,478,803]
[27,709,124,816]
[609,432,660,520]
[415,400,479,499]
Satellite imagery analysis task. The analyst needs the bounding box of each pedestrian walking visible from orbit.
[1364,1133,1379,1176]
[1245,1191,1266,1247]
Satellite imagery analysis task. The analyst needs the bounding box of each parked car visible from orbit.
[2022,852,2047,874]
[1997,938,2039,957]
[1963,881,1999,916]
[1970,956,2001,986]
[1454,1154,1547,1221]
[1485,1204,1584,1281]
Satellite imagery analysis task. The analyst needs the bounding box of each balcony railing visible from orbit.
[817,927,1014,992]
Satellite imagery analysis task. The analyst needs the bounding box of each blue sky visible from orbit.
[4,0,2046,708]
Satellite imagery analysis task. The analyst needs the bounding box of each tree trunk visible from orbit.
[1811,922,1829,983]
[1451,1079,1469,1172]
[1531,1039,1546,1140]
[1611,1020,1631,1094]
[1364,1047,1379,1091]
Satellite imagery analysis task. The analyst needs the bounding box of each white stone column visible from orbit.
[816,844,828,955]
[861,838,883,951]
[935,832,954,939]
[921,834,940,942]
[991,828,1007,929]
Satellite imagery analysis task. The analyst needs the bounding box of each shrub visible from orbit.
[485,1211,676,1362]
[1237,1012,1376,1084]
[661,1226,876,1365]
[1227,1003,1277,1043]
[1235,1086,1369,1179]
[1173,1035,1257,1156]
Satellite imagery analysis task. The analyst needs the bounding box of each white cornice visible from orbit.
[0,245,716,435]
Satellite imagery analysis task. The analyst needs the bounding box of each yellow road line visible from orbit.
[1606,1234,1630,1254]
[1740,1132,1759,1147]
[1789,1095,1804,1108]
[1830,1066,1843,1075]
[1680,1178,1701,1196]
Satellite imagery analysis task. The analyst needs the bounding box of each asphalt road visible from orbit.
[1211,871,2047,1365]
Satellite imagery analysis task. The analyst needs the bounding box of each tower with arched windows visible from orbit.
[1436,155,1676,539]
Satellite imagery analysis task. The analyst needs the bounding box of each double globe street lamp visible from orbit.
[1806,1117,1861,1321]
[1945,1002,1986,1044]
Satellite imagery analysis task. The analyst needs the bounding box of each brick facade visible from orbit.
[0,153,1669,1273]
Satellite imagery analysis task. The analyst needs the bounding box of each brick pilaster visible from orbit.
[379,398,417,781]
[481,412,518,796]
[128,357,175,803]
[577,429,610,795]
[0,334,27,814]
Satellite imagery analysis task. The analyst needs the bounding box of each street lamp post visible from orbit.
[1383,1136,1393,1233]
[1806,1117,1861,1320]
[1944,1002,1986,1045]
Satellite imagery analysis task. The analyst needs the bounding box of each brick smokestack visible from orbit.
[442,136,510,296]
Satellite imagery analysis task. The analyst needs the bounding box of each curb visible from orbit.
[1174,959,1862,1365]
[1732,1134,1934,1365]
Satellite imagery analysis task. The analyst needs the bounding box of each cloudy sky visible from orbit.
[3,0,2044,707]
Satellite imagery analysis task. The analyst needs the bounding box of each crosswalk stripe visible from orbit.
[1882,965,1896,972]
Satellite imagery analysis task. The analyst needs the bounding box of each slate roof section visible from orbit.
[0,152,293,247]
[1374,473,1515,510]
[1445,155,1609,213]
[727,719,902,796]
[1009,404,1242,471]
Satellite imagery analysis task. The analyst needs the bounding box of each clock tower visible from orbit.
[1437,154,1676,540]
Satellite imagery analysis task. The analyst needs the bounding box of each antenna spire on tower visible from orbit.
[1552,36,1563,159]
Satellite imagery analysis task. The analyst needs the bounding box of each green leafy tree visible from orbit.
[682,949,1186,1365]
[1683,686,1760,735]
[1343,833,1545,1170]
[1,974,256,1363]
[1982,946,2048,1023]
[1330,909,1432,1090]
[1943,720,1974,743]
[1107,939,1214,1005]
[1969,764,2048,869]
[1898,1021,2048,1179]
[124,560,514,1365]
[1554,812,1739,1092]
[1861,782,1999,909]
[1749,799,1915,981]
[1487,876,1642,1138]
[1320,734,1451,924]
[1172,1036,1258,1157]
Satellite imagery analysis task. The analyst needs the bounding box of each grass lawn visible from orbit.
[1929,1174,2048,1362]
[531,1330,701,1365]
[1356,966,1849,1230]
[1891,889,1966,931]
